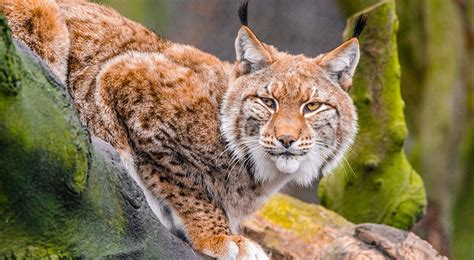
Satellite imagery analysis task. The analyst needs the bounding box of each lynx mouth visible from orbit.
[269,151,306,157]
[275,156,301,173]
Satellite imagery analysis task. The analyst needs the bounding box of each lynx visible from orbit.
[0,0,364,258]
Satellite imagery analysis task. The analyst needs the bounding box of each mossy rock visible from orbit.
[0,14,197,259]
[245,194,444,259]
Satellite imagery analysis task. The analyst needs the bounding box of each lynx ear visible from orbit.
[318,38,360,91]
[235,26,272,74]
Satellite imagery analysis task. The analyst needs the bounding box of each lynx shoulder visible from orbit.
[0,0,364,258]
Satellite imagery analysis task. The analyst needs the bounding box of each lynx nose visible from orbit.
[277,135,296,148]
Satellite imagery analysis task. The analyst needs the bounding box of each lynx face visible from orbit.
[221,27,359,186]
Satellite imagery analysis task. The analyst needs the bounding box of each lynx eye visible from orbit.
[304,102,321,113]
[259,97,276,110]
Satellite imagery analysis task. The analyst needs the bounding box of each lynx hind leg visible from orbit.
[0,0,70,83]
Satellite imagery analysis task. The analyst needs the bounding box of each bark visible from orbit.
[0,12,444,259]
[318,0,427,231]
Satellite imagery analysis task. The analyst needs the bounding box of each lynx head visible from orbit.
[220,1,364,186]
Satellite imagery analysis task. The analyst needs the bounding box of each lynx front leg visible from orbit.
[194,234,268,260]
[169,196,268,260]
[140,165,268,259]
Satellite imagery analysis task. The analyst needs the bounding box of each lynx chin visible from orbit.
[1,0,364,258]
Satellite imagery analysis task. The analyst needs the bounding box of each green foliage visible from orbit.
[337,0,379,17]
[318,0,426,230]
[93,0,169,33]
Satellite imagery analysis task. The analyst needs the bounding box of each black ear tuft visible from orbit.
[352,15,367,38]
[238,0,249,26]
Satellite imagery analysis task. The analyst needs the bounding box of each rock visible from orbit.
[244,194,446,259]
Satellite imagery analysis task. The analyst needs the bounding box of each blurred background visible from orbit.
[93,0,473,258]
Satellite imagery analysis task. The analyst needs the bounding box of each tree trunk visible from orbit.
[396,0,466,257]
[451,1,474,259]
[413,0,464,255]
[318,0,427,231]
[337,0,470,257]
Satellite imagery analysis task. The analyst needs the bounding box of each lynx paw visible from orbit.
[197,235,268,260]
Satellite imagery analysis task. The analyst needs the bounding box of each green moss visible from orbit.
[0,15,120,257]
[258,194,352,241]
[0,49,90,192]
[0,14,22,95]
[0,51,89,259]
[318,0,426,230]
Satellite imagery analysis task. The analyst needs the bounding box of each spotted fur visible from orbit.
[1,1,361,258]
